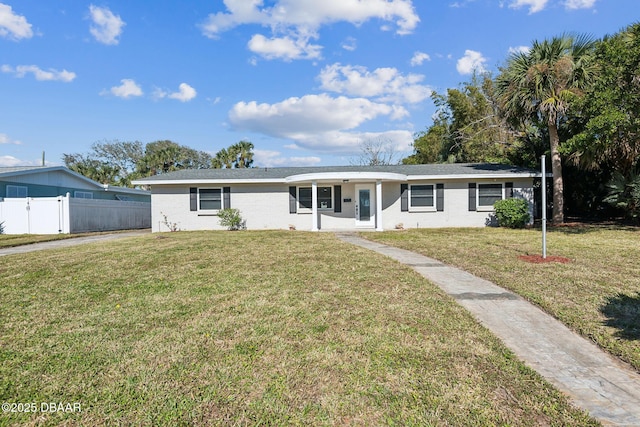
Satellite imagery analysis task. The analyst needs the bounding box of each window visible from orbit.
[298,186,332,210]
[402,183,443,212]
[6,185,27,198]
[199,188,222,210]
[74,191,93,199]
[478,183,503,208]
[410,185,434,208]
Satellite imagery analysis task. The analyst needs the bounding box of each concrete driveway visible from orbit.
[0,230,150,257]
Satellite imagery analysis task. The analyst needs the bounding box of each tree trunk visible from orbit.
[548,120,564,223]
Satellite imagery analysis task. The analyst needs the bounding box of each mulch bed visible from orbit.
[518,255,571,264]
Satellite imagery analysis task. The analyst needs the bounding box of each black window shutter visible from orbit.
[190,187,197,211]
[334,185,342,213]
[400,184,408,212]
[468,183,476,211]
[289,186,297,214]
[223,187,231,209]
[505,182,513,198]
[436,183,444,211]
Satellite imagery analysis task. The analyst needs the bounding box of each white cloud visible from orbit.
[201,0,418,61]
[0,3,33,40]
[169,83,197,102]
[229,94,412,152]
[152,87,168,100]
[103,79,143,98]
[1,64,76,82]
[202,0,419,38]
[564,0,596,9]
[248,33,322,61]
[456,50,487,75]
[341,37,357,51]
[0,133,22,145]
[318,63,431,105]
[0,155,23,166]
[253,149,322,167]
[88,5,125,45]
[410,51,430,66]
[508,45,530,55]
[292,130,414,152]
[153,83,198,102]
[505,0,549,14]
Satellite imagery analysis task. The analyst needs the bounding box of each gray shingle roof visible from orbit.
[133,163,539,183]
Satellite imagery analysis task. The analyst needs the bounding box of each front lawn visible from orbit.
[0,231,596,425]
[363,226,640,372]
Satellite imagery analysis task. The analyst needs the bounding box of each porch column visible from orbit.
[376,180,383,231]
[311,180,319,231]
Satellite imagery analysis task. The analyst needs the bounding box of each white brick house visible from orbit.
[132,163,540,232]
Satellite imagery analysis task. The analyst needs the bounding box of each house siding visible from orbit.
[1,179,149,201]
[150,178,535,232]
[381,179,533,229]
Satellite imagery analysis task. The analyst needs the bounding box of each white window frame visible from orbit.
[409,184,436,212]
[477,183,505,211]
[298,186,333,213]
[6,185,28,198]
[198,187,223,212]
[74,191,94,199]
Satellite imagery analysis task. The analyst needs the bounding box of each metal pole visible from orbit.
[541,155,547,259]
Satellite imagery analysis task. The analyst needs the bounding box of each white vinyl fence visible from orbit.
[0,194,150,234]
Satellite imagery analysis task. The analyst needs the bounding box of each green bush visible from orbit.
[218,208,244,230]
[493,198,530,228]
[604,171,640,222]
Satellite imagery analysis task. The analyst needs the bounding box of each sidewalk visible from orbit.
[336,232,640,427]
[0,230,150,257]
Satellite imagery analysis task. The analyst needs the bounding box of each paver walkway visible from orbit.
[336,232,640,427]
[0,230,149,257]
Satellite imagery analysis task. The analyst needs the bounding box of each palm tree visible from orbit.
[233,140,254,168]
[212,148,234,169]
[495,34,597,223]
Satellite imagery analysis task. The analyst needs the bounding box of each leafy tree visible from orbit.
[403,104,451,164]
[212,140,255,168]
[64,140,143,186]
[90,140,144,184]
[63,153,121,184]
[446,75,515,163]
[403,74,516,165]
[134,140,212,177]
[495,34,597,223]
[65,140,212,185]
[564,22,640,178]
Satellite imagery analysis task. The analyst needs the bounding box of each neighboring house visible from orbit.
[0,166,151,234]
[132,163,540,232]
[0,166,150,202]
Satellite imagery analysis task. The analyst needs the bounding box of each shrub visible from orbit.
[493,198,530,229]
[160,212,179,232]
[604,171,640,223]
[218,208,244,230]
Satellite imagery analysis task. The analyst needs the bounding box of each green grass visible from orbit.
[0,231,596,426]
[363,226,640,372]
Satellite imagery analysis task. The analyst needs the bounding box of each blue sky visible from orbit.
[0,0,636,168]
